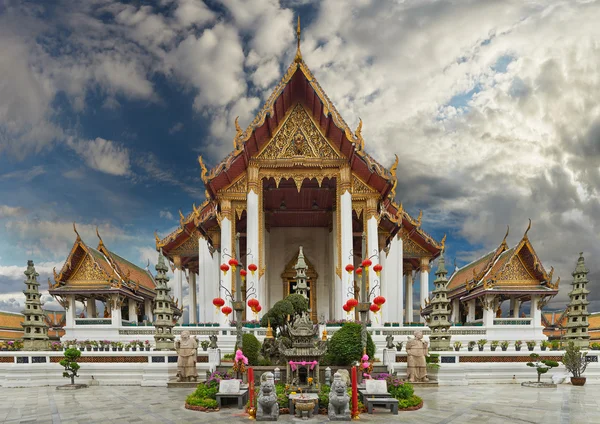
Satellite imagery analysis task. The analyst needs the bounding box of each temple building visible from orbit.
[426,223,560,340]
[155,22,442,326]
[49,225,158,338]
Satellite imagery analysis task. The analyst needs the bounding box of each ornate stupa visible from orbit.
[563,253,590,348]
[429,251,451,351]
[293,246,309,302]
[153,250,175,350]
[22,260,49,351]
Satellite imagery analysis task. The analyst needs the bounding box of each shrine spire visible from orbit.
[295,15,302,62]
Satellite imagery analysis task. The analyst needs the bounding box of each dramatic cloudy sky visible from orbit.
[1,0,599,315]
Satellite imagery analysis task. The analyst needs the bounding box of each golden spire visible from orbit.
[441,234,447,252]
[524,218,532,239]
[96,226,105,249]
[295,15,302,62]
[73,222,81,241]
[266,319,274,339]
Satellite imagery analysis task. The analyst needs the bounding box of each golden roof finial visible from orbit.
[96,226,105,249]
[295,15,302,62]
[441,234,447,252]
[524,218,532,239]
[416,210,423,227]
[73,222,81,241]
[266,318,274,339]
[501,225,509,248]
[198,155,208,184]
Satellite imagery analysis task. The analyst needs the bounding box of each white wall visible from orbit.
[266,227,333,320]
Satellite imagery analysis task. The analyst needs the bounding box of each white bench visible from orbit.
[215,379,248,409]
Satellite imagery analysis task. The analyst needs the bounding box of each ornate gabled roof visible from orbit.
[52,224,155,296]
[199,54,395,198]
[448,222,558,297]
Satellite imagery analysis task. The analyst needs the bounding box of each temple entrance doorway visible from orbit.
[282,250,318,322]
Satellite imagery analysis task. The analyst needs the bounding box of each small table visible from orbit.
[359,390,391,403]
[216,390,248,409]
[366,397,399,415]
[288,393,319,416]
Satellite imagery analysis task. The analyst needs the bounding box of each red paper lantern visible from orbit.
[356,267,363,276]
[248,298,260,309]
[220,263,230,275]
[347,298,358,308]
[342,303,352,313]
[345,264,354,274]
[240,269,247,280]
[248,263,258,275]
[254,305,262,313]
[361,259,372,268]
[213,297,225,311]
[228,258,239,271]
[373,264,383,276]
[373,296,386,306]
[369,304,380,313]
[221,306,233,316]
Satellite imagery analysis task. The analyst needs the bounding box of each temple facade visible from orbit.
[424,224,560,340]
[49,226,158,338]
[156,27,442,326]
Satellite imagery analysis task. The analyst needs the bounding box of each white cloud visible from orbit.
[0,166,46,182]
[67,137,131,176]
[168,122,184,134]
[174,0,216,29]
[159,209,175,220]
[0,205,26,219]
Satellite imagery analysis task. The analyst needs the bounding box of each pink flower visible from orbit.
[361,354,369,361]
[362,362,370,369]
[243,357,248,365]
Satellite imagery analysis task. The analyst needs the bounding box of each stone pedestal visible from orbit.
[23,340,50,351]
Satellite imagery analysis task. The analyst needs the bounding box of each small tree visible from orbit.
[526,353,558,383]
[60,347,81,385]
[562,341,588,378]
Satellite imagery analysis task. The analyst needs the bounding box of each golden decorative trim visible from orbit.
[234,201,247,221]
[339,165,351,192]
[365,197,378,220]
[259,178,264,278]
[403,237,430,258]
[336,177,341,274]
[220,199,232,221]
[219,174,247,199]
[352,201,365,219]
[248,165,259,193]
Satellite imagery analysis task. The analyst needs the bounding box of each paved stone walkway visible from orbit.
[0,384,598,423]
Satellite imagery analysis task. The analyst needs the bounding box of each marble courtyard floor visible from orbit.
[0,385,598,424]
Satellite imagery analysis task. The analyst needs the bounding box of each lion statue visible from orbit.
[257,373,279,421]
[328,372,351,421]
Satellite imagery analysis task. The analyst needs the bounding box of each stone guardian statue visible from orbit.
[257,372,279,421]
[406,330,429,382]
[328,372,350,421]
[175,330,198,382]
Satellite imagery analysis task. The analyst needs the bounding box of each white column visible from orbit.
[340,189,354,311]
[220,216,232,327]
[174,268,184,324]
[128,298,138,323]
[247,188,260,318]
[86,297,95,318]
[467,299,476,323]
[380,247,388,323]
[405,270,413,323]
[366,215,379,300]
[419,257,430,323]
[451,298,460,323]
[513,299,521,318]
[396,235,404,324]
[198,238,207,323]
[483,295,495,327]
[66,295,76,328]
[189,272,197,324]
[144,298,153,322]
[531,295,542,327]
[111,295,122,328]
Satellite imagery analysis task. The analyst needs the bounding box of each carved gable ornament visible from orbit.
[257,103,341,160]
[402,237,430,258]
[69,254,109,283]
[497,255,537,284]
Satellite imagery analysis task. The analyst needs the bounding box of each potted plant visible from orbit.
[515,340,523,351]
[526,341,536,351]
[550,340,560,351]
[540,340,550,351]
[392,322,400,327]
[426,354,440,379]
[130,340,138,351]
[591,342,600,351]
[116,342,123,352]
[453,341,462,351]
[91,340,99,351]
[562,341,588,386]
[201,340,210,351]
[491,341,499,352]
[384,322,391,327]
[467,341,476,351]
[144,340,151,351]
[500,341,509,351]
[477,339,487,352]
[526,353,559,384]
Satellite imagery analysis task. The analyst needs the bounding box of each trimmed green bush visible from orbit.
[260,299,294,335]
[239,333,261,366]
[324,322,375,365]
[285,293,309,315]
[398,394,422,409]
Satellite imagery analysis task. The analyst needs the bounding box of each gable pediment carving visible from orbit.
[69,254,109,283]
[498,255,536,282]
[256,103,341,161]
[403,237,430,257]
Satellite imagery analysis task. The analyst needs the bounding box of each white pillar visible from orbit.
[144,298,153,322]
[66,295,76,328]
[451,298,460,323]
[405,270,413,323]
[467,299,476,323]
[86,297,95,318]
[397,235,404,324]
[483,295,495,327]
[247,188,260,318]
[366,215,379,301]
[220,216,232,327]
[380,248,388,323]
[340,190,353,310]
[513,299,521,318]
[174,268,184,324]
[189,272,197,324]
[128,298,138,323]
[531,295,542,327]
[111,295,122,328]
[419,257,430,323]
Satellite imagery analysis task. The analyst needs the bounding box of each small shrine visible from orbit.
[22,260,49,351]
[153,250,176,350]
[283,248,326,389]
